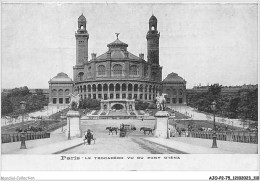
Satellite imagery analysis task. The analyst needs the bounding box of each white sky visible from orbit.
[1,3,258,89]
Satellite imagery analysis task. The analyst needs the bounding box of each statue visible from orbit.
[155,93,167,111]
[68,93,80,111]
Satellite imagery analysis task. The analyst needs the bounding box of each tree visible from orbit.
[1,95,13,115]
[208,84,222,102]
[135,101,149,110]
[228,97,240,118]
[79,98,100,110]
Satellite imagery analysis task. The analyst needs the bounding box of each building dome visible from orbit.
[49,72,73,83]
[163,72,186,83]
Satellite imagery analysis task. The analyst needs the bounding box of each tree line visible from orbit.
[187,84,258,123]
[1,86,48,116]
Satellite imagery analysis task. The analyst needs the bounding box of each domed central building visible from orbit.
[48,14,187,111]
[73,14,163,111]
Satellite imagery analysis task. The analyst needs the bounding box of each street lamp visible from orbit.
[60,112,66,132]
[68,117,71,140]
[210,101,218,148]
[20,101,26,149]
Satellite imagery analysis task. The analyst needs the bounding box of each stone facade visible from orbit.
[48,14,187,108]
[73,14,163,104]
[162,73,187,105]
[48,72,74,108]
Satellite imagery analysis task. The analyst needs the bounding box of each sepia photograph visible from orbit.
[1,1,259,179]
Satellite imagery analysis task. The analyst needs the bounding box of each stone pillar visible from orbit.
[154,111,169,139]
[66,110,82,138]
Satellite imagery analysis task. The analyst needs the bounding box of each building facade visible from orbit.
[48,72,74,108]
[73,14,164,110]
[48,14,187,109]
[162,73,187,104]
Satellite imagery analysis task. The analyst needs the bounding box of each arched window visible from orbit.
[83,85,86,92]
[87,85,91,92]
[179,89,183,96]
[98,84,102,92]
[139,84,143,92]
[97,65,105,75]
[134,84,138,92]
[64,89,70,96]
[151,26,155,31]
[52,89,57,96]
[58,89,63,96]
[130,65,138,75]
[173,89,177,95]
[109,84,114,91]
[80,86,82,93]
[122,84,126,91]
[78,72,84,81]
[115,84,120,91]
[144,65,148,77]
[145,85,148,92]
[103,84,108,91]
[113,64,122,75]
[92,84,96,92]
[128,84,132,91]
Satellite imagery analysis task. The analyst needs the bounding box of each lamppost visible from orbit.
[60,112,66,132]
[167,117,169,139]
[20,101,26,149]
[210,101,218,148]
[68,117,71,140]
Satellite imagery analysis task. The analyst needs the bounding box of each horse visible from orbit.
[68,93,80,109]
[106,127,119,135]
[140,127,153,135]
[155,93,167,111]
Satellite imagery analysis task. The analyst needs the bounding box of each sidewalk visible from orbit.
[143,137,258,154]
[1,131,83,154]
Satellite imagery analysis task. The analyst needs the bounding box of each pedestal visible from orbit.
[154,111,169,139]
[66,110,81,138]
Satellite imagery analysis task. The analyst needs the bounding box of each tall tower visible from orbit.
[146,15,160,65]
[75,14,89,66]
[146,15,162,82]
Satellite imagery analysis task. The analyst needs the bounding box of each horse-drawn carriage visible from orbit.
[119,124,131,137]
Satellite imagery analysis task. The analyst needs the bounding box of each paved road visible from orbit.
[62,119,180,154]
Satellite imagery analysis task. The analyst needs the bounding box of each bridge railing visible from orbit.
[1,132,51,144]
[81,115,151,120]
[190,131,258,144]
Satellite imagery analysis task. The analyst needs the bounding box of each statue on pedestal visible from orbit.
[155,93,167,111]
[68,93,80,111]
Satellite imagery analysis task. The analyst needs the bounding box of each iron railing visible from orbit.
[190,131,258,144]
[1,132,51,144]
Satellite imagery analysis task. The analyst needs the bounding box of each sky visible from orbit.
[1,3,258,89]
